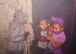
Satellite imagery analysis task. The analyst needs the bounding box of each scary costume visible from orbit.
[8,9,34,54]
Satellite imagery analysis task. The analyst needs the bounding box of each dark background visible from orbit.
[32,0,75,54]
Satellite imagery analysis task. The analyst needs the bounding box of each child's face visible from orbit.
[53,23,63,33]
[39,20,49,30]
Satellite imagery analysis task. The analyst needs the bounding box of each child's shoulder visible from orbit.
[56,31,66,43]
[60,31,66,36]
[54,31,65,36]
[53,31,66,39]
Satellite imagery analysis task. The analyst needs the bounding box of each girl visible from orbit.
[47,16,66,54]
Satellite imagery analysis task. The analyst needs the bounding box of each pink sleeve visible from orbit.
[57,35,66,43]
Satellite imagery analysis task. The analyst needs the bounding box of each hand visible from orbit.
[46,33,52,40]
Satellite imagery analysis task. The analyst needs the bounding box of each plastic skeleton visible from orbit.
[8,9,34,54]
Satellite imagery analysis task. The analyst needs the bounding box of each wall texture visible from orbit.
[0,0,32,53]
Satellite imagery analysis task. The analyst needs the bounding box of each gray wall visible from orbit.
[32,0,73,25]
